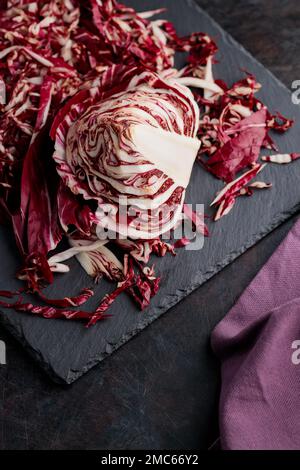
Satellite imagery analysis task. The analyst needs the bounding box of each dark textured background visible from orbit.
[0,0,299,450]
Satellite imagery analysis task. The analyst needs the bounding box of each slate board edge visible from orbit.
[1,203,299,384]
[189,0,289,96]
[0,1,299,384]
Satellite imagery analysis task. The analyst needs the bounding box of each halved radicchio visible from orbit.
[51,65,201,240]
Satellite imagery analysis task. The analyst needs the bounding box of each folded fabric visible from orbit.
[211,218,300,450]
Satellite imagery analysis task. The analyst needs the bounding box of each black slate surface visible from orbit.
[1,0,300,384]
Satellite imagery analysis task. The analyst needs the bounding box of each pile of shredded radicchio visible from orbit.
[0,0,298,326]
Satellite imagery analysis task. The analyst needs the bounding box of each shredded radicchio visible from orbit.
[0,0,297,325]
[262,153,300,164]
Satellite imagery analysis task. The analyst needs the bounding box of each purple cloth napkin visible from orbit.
[212,218,300,450]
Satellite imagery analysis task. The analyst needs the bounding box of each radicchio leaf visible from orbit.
[262,153,300,164]
[211,164,267,220]
[183,204,209,237]
[204,109,267,182]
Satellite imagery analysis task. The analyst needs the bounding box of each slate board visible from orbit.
[1,0,300,384]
